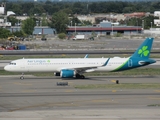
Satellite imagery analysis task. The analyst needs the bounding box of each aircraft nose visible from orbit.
[4,65,10,71]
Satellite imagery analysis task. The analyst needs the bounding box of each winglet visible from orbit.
[84,54,89,58]
[102,58,110,66]
[131,37,154,59]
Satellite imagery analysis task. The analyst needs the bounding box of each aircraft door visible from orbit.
[20,59,25,69]
[128,59,132,67]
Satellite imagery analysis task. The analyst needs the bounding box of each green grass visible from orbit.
[148,104,160,107]
[74,83,160,89]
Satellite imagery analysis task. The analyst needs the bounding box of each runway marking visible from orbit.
[112,90,117,92]
[65,90,73,92]
[111,80,116,83]
[13,82,32,86]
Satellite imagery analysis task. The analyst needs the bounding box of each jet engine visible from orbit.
[60,69,76,78]
[54,72,60,76]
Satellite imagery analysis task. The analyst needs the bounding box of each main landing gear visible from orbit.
[20,73,24,80]
[75,73,85,79]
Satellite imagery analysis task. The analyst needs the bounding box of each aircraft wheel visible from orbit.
[76,74,81,79]
[20,76,24,80]
[81,75,85,79]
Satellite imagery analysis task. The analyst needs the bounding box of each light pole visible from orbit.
[151,22,152,36]
[111,23,113,36]
[142,20,144,30]
[75,23,76,35]
[142,20,144,34]
[137,20,138,34]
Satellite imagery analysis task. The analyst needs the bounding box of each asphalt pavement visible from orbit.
[0,76,160,119]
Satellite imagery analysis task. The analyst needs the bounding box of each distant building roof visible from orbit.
[7,11,16,16]
[124,12,145,18]
[67,26,142,32]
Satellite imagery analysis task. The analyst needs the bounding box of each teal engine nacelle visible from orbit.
[60,69,76,78]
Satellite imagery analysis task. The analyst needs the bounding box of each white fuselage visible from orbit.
[4,57,129,73]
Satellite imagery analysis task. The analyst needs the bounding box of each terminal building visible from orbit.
[66,20,142,36]
[9,26,56,35]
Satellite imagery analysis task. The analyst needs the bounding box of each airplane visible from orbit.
[4,37,156,79]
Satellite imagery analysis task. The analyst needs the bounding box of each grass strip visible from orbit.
[148,104,160,107]
[74,83,160,89]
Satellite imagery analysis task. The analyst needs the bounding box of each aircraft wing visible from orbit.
[74,66,98,73]
[59,58,110,73]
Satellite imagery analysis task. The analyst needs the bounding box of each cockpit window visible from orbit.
[9,63,16,65]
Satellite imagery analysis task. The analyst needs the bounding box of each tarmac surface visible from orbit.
[0,76,160,120]
[1,37,160,55]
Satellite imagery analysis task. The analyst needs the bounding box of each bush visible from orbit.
[114,33,122,37]
[58,33,66,39]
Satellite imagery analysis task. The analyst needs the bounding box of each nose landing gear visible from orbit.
[20,73,24,80]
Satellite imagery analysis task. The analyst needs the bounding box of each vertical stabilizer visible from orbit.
[131,37,154,59]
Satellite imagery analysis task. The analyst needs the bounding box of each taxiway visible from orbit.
[0,76,160,120]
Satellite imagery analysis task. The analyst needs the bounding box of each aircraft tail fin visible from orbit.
[131,37,154,59]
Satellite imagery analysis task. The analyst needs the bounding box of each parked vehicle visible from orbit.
[41,37,47,41]
[8,36,24,41]
[72,35,85,40]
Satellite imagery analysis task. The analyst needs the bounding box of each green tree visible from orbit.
[5,1,160,16]
[82,20,92,26]
[49,11,69,33]
[0,28,11,39]
[21,17,36,35]
[127,15,158,29]
[70,17,81,26]
[12,30,25,37]
[7,16,19,26]
[9,3,22,15]
[41,14,48,26]
[142,15,158,29]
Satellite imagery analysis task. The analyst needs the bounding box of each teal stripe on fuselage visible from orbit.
[111,57,130,72]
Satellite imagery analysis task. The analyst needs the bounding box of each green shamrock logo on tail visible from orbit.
[138,46,149,57]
